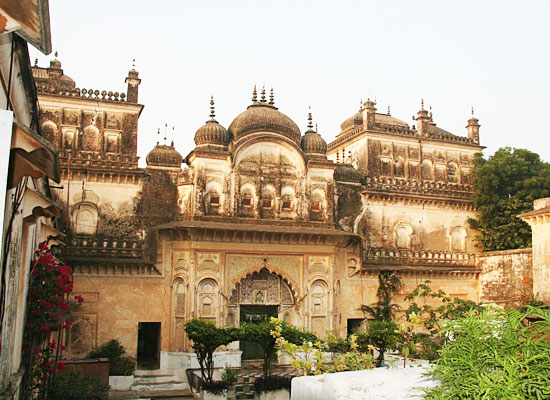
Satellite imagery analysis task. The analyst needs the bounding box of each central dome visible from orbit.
[228,89,301,146]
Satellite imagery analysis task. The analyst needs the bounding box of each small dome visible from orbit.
[195,96,230,148]
[300,112,327,158]
[146,142,183,168]
[228,86,301,146]
[334,163,362,183]
[301,130,327,156]
[340,111,363,131]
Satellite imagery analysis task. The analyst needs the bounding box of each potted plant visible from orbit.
[88,339,135,390]
[185,319,239,400]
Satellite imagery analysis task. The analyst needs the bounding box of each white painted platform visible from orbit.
[291,365,438,400]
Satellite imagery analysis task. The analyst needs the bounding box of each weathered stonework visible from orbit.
[32,61,535,372]
[478,249,532,306]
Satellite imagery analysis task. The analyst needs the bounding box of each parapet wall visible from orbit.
[478,248,532,306]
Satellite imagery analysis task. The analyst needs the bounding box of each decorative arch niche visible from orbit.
[229,268,295,306]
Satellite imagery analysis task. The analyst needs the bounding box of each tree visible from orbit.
[240,319,317,378]
[184,319,239,384]
[469,148,550,251]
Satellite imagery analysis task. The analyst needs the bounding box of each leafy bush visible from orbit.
[253,376,291,394]
[88,339,135,376]
[425,306,550,400]
[201,380,229,395]
[48,372,109,400]
[366,320,398,366]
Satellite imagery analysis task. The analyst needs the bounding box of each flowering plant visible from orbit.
[21,242,81,398]
[271,318,374,376]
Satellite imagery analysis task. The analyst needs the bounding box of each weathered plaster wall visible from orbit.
[69,279,170,359]
[362,201,478,252]
[478,249,532,306]
[337,272,479,334]
[529,220,550,302]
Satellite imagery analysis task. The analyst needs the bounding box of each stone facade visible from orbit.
[519,198,550,303]
[478,249,533,306]
[32,61,527,371]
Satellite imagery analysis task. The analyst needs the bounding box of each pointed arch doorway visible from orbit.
[229,268,295,360]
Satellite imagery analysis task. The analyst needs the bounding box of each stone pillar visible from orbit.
[519,197,550,302]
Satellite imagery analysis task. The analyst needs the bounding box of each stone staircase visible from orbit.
[131,370,189,393]
[232,361,295,400]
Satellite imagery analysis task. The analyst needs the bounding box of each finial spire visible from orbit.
[54,51,58,58]
[210,96,215,118]
[156,128,160,145]
[252,85,257,102]
[307,106,313,130]
[132,58,136,68]
[387,105,391,116]
[164,123,167,143]
[471,106,475,116]
[421,98,424,110]
[34,58,38,67]
[315,123,318,133]
[269,87,274,105]
[171,126,175,147]
[260,85,266,102]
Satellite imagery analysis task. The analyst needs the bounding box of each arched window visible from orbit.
[82,125,100,151]
[448,162,458,183]
[450,226,467,252]
[310,281,327,315]
[198,279,217,318]
[395,223,413,250]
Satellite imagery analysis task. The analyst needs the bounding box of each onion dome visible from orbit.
[146,131,183,169]
[228,86,301,146]
[301,110,327,158]
[194,96,230,148]
[334,163,362,183]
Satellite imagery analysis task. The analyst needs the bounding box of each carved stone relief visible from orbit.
[229,268,294,305]
[309,255,329,276]
[226,254,301,296]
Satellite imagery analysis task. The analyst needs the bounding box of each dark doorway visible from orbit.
[137,322,161,369]
[347,318,366,335]
[240,305,278,360]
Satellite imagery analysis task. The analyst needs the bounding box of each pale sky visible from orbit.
[31,0,550,165]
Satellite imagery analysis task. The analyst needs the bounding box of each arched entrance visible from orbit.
[229,268,295,360]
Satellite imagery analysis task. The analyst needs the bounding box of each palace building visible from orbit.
[33,58,511,372]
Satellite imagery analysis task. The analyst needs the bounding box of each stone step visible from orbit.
[130,381,188,394]
[134,375,182,384]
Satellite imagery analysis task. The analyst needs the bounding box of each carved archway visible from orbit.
[229,268,295,306]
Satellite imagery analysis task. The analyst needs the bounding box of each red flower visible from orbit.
[62,319,71,329]
[39,323,51,332]
[58,361,65,371]
[74,295,84,303]
[60,302,69,311]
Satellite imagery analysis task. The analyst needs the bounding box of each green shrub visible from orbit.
[366,320,398,366]
[49,372,109,400]
[88,339,135,375]
[425,306,550,400]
